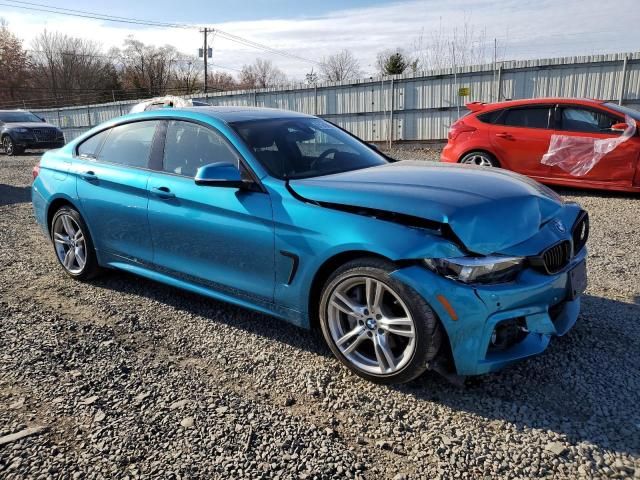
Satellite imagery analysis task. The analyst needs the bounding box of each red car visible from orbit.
[441,98,640,193]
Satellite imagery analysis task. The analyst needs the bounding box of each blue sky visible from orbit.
[48,0,394,23]
[1,0,637,80]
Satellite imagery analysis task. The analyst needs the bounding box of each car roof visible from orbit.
[469,98,606,113]
[136,106,314,123]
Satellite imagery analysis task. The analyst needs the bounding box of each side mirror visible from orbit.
[40,117,46,122]
[368,142,380,152]
[195,162,244,188]
[610,122,628,132]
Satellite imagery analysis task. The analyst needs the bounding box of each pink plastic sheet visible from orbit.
[541,115,636,176]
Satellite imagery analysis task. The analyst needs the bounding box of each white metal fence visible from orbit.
[33,51,640,143]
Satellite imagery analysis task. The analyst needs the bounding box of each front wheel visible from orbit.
[319,258,442,384]
[2,136,22,156]
[51,206,101,280]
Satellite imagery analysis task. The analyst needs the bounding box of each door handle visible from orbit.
[496,132,513,139]
[151,186,176,199]
[80,170,98,181]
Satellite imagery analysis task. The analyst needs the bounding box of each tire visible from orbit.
[319,257,442,384]
[2,135,22,156]
[50,206,101,280]
[459,151,499,167]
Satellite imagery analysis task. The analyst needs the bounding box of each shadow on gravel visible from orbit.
[397,294,640,457]
[0,184,31,206]
[89,270,639,456]
[90,270,332,356]
[550,185,639,199]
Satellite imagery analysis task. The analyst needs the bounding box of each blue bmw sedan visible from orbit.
[32,107,588,384]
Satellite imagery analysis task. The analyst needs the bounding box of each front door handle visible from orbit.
[81,170,98,181]
[496,132,513,139]
[150,186,176,199]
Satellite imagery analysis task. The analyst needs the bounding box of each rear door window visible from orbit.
[560,107,620,133]
[162,120,239,177]
[97,121,159,168]
[77,130,110,158]
[497,107,551,129]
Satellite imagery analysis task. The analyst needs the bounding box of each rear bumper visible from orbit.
[440,142,459,163]
[392,247,586,376]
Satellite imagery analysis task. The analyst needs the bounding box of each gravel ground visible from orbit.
[0,152,639,479]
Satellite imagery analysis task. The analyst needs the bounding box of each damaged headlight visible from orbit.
[424,256,524,284]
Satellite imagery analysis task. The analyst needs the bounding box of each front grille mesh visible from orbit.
[542,240,571,274]
[32,128,57,142]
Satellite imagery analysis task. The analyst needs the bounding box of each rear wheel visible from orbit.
[51,206,100,280]
[459,151,498,167]
[319,258,442,384]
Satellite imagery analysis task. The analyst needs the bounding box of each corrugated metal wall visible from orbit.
[33,51,640,143]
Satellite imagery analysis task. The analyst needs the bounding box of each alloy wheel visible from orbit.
[326,276,416,375]
[52,213,87,274]
[461,153,493,167]
[3,137,14,156]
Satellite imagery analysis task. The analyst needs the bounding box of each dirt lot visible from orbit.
[1,152,639,479]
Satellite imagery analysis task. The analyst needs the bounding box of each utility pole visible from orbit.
[451,42,459,119]
[202,28,208,94]
[493,38,497,101]
[200,27,211,95]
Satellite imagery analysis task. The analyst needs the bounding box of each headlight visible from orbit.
[14,128,29,133]
[424,255,524,284]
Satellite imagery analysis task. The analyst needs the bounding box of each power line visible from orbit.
[2,0,191,28]
[2,0,320,66]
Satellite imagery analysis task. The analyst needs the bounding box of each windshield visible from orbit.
[231,117,388,179]
[0,111,43,123]
[603,103,640,122]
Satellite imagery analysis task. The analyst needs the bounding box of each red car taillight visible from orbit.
[32,163,40,180]
[448,121,476,140]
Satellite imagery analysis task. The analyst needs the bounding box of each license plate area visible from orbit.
[567,260,587,300]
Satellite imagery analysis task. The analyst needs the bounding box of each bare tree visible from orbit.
[207,71,237,91]
[113,37,179,97]
[413,18,489,72]
[320,50,361,82]
[172,57,202,95]
[30,30,120,107]
[239,59,286,89]
[0,19,29,104]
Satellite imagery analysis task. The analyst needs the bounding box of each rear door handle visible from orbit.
[80,170,98,181]
[496,132,513,139]
[150,186,176,199]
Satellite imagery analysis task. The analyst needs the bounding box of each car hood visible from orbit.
[288,161,564,254]
[3,122,59,129]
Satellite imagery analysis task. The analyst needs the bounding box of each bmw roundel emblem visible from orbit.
[553,219,566,234]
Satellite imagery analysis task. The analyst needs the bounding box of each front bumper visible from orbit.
[16,139,65,149]
[392,247,586,376]
[12,131,65,150]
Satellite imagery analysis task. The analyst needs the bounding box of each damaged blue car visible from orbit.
[32,107,589,384]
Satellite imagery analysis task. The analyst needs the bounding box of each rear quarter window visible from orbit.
[477,110,502,124]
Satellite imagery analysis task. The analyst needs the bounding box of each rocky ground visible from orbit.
[0,152,638,479]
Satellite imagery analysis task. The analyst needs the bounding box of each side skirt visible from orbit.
[99,251,308,328]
